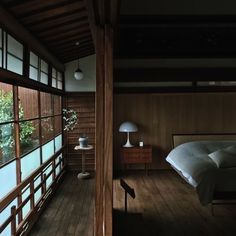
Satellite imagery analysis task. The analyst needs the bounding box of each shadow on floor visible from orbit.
[113,209,159,236]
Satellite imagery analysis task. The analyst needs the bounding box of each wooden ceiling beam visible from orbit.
[30,14,88,31]
[62,50,95,62]
[114,85,236,94]
[0,5,64,71]
[48,35,93,48]
[110,0,120,26]
[7,0,74,15]
[53,40,94,51]
[59,45,94,55]
[20,1,85,25]
[37,21,89,38]
[63,52,95,62]
[61,46,94,56]
[39,25,91,43]
[44,34,91,47]
[114,68,236,82]
[59,46,94,57]
[86,0,120,25]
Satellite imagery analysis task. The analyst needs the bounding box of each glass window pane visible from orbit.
[41,60,48,73]
[58,72,62,81]
[29,66,38,81]
[0,29,2,47]
[0,161,17,199]
[7,35,23,59]
[53,95,61,115]
[42,140,54,162]
[22,185,31,219]
[35,189,42,205]
[56,165,61,176]
[34,174,41,189]
[0,123,15,165]
[20,119,39,156]
[55,155,62,176]
[55,134,62,152]
[41,117,54,144]
[7,54,23,75]
[0,49,2,67]
[40,92,52,117]
[44,164,53,189]
[0,198,17,236]
[30,52,38,67]
[40,72,48,85]
[55,154,62,165]
[34,175,42,204]
[21,148,40,180]
[0,83,14,123]
[52,68,56,78]
[19,87,39,120]
[54,116,62,136]
[52,78,57,88]
[57,81,62,90]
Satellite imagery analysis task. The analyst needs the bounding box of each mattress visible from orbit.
[166,140,236,205]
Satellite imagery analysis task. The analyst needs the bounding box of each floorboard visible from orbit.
[113,170,236,236]
[29,172,94,236]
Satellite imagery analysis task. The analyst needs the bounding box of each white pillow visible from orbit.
[208,148,236,168]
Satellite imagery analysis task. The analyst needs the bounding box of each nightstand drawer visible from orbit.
[120,145,152,165]
[140,153,152,162]
[121,153,140,163]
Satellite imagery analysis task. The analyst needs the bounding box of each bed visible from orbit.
[166,134,236,206]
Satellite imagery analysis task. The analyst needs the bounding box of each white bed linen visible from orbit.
[166,141,236,205]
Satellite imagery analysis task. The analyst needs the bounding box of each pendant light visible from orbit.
[74,41,84,80]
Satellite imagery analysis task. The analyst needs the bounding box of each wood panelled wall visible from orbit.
[65,92,95,171]
[114,93,236,170]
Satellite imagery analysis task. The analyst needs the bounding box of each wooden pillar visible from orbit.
[95,24,113,236]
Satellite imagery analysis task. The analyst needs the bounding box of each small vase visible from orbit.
[79,136,88,147]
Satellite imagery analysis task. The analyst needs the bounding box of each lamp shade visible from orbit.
[74,68,84,80]
[119,121,138,147]
[119,121,138,132]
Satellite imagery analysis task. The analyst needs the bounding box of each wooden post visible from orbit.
[13,86,23,223]
[95,24,113,236]
[43,174,47,194]
[95,25,105,236]
[104,24,113,236]
[85,1,120,235]
[30,181,35,210]
[11,205,16,236]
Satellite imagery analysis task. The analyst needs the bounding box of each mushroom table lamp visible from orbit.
[119,121,138,147]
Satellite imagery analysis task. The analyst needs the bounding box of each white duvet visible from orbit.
[166,141,236,205]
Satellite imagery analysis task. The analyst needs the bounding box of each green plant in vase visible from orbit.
[63,108,78,131]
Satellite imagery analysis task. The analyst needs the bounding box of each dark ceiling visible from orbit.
[1,0,95,63]
[115,15,236,59]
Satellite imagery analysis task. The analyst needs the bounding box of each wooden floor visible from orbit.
[113,171,236,236]
[29,172,94,236]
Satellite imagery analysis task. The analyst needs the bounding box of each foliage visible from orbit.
[63,108,78,131]
[0,90,35,156]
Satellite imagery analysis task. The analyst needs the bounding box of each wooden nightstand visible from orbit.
[120,145,152,174]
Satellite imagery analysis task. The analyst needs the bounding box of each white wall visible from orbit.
[65,54,96,92]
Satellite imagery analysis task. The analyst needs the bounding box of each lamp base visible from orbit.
[77,172,90,179]
[123,138,134,148]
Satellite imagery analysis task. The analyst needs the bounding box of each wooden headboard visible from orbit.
[172,133,236,148]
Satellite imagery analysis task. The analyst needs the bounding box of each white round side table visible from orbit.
[74,145,93,179]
